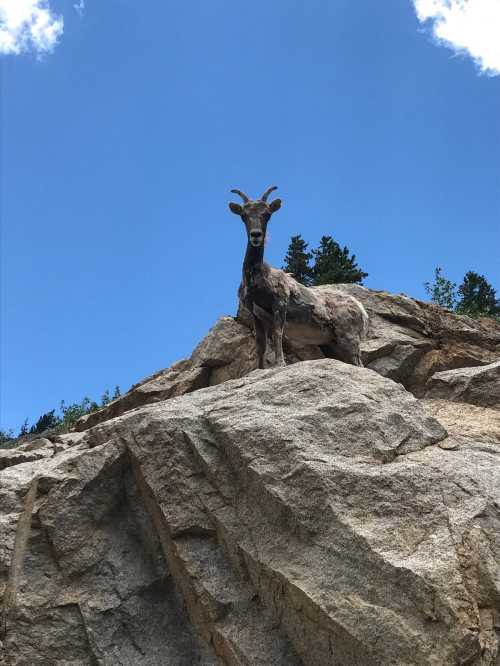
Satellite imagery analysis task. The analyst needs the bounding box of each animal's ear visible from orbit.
[229,202,243,215]
[269,198,282,213]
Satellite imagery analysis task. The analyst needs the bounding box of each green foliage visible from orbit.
[312,236,368,285]
[424,267,457,310]
[58,388,117,429]
[8,384,124,443]
[29,409,61,435]
[424,267,499,320]
[0,429,14,442]
[282,235,313,286]
[0,429,16,449]
[456,271,500,318]
[60,397,92,429]
[101,389,111,407]
[282,234,368,286]
[19,419,29,437]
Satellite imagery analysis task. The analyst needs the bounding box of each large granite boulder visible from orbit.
[425,361,500,410]
[0,434,218,665]
[336,285,500,394]
[2,360,500,665]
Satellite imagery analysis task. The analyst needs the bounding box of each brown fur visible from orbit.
[241,268,369,367]
[230,187,369,369]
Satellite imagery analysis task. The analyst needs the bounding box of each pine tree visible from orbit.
[60,397,93,427]
[29,409,61,434]
[19,419,29,437]
[282,235,313,285]
[112,385,121,400]
[424,267,457,310]
[311,236,368,285]
[0,429,15,446]
[456,271,500,318]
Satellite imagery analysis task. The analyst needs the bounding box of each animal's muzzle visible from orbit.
[250,230,263,246]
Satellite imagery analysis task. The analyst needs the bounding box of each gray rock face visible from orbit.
[0,437,218,665]
[190,316,259,385]
[3,360,500,665]
[425,361,500,409]
[336,285,500,394]
[73,287,500,431]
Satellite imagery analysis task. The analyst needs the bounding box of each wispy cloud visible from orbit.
[412,0,500,76]
[0,0,64,55]
[73,0,85,18]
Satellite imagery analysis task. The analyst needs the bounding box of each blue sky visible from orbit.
[1,0,499,432]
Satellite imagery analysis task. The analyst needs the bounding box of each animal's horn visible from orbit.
[230,189,250,203]
[260,185,278,202]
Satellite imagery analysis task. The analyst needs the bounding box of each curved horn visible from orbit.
[230,189,250,203]
[260,185,278,202]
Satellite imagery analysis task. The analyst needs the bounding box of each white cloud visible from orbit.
[412,0,500,76]
[0,0,64,55]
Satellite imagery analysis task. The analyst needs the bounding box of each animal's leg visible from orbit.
[253,316,267,369]
[342,347,363,367]
[333,335,364,367]
[271,306,287,367]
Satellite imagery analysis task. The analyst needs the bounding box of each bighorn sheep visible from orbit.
[229,186,369,369]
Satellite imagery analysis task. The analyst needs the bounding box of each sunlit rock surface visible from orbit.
[425,360,500,409]
[2,287,500,664]
[2,357,500,665]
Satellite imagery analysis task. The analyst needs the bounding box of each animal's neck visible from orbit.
[243,243,265,279]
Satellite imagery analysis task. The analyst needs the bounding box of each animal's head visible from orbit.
[229,186,282,248]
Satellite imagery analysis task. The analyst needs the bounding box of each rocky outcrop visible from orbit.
[75,359,211,431]
[2,286,500,665]
[0,433,218,665]
[74,318,256,432]
[2,359,500,665]
[425,361,500,409]
[74,287,500,430]
[336,285,500,395]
